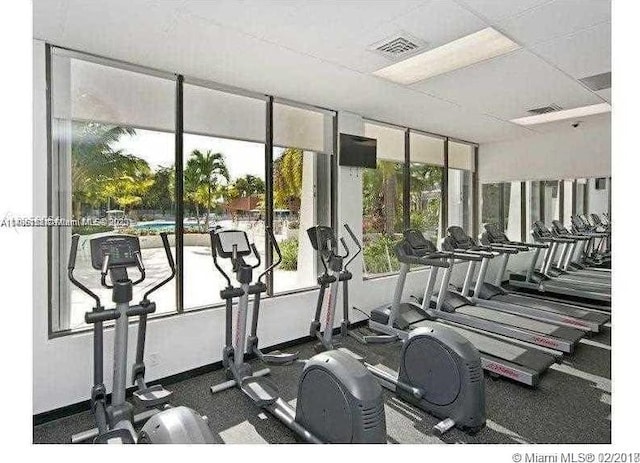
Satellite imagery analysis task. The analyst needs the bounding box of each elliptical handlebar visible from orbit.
[258,226,282,284]
[250,243,262,269]
[68,234,102,310]
[209,230,232,287]
[339,237,350,260]
[141,232,176,302]
[343,224,362,270]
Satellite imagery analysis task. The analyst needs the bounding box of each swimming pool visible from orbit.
[133,221,175,231]
[133,220,208,231]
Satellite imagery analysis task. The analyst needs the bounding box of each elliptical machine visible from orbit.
[208,227,387,443]
[307,224,486,435]
[68,232,215,444]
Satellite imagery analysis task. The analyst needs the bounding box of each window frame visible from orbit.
[45,45,479,337]
[361,120,478,280]
[46,46,338,337]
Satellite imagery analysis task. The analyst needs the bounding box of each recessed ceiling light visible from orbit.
[372,27,520,84]
[510,103,611,126]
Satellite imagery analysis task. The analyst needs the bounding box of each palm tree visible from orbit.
[185,150,230,230]
[273,148,303,211]
[71,122,137,218]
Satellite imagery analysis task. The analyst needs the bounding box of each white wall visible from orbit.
[478,115,611,183]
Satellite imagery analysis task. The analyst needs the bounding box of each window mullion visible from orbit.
[265,96,274,295]
[175,74,184,313]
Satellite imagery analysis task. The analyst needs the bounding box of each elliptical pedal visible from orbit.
[133,384,173,408]
[240,376,279,407]
[93,428,136,444]
[346,324,398,344]
[259,350,299,365]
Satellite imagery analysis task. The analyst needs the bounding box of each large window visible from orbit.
[481,182,521,240]
[272,102,334,294]
[448,141,474,234]
[50,50,177,331]
[362,122,405,277]
[47,48,335,333]
[409,132,444,243]
[483,177,611,243]
[182,84,266,310]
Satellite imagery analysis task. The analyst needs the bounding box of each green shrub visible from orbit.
[72,225,114,235]
[363,234,400,275]
[279,237,298,270]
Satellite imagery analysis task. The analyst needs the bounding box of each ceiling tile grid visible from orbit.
[411,49,602,120]
[32,0,612,143]
[496,0,611,48]
[531,21,611,79]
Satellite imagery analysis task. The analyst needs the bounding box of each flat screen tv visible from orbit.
[339,133,377,168]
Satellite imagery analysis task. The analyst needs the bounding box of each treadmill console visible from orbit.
[532,221,552,238]
[403,229,437,253]
[483,223,509,244]
[446,226,476,250]
[90,235,141,270]
[551,220,570,235]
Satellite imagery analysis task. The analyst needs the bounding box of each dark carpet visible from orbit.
[33,326,611,444]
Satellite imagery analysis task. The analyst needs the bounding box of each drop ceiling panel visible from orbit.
[33,0,610,145]
[424,109,534,142]
[59,0,182,60]
[33,0,69,42]
[412,49,602,120]
[182,0,425,46]
[531,21,611,79]
[182,0,430,74]
[499,0,611,47]
[456,0,552,22]
[389,0,487,50]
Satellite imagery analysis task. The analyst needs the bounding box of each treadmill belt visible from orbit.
[545,283,611,302]
[412,320,553,371]
[457,305,563,336]
[496,294,609,324]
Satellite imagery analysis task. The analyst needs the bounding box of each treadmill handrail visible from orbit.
[450,249,490,261]
[486,244,520,254]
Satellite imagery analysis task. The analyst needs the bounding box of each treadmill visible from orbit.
[460,224,611,337]
[571,215,611,269]
[551,220,611,281]
[440,227,585,352]
[369,230,558,387]
[487,222,611,308]
[532,221,611,292]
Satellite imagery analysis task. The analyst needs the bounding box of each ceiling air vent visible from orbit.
[579,72,611,91]
[369,33,426,60]
[527,104,563,115]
